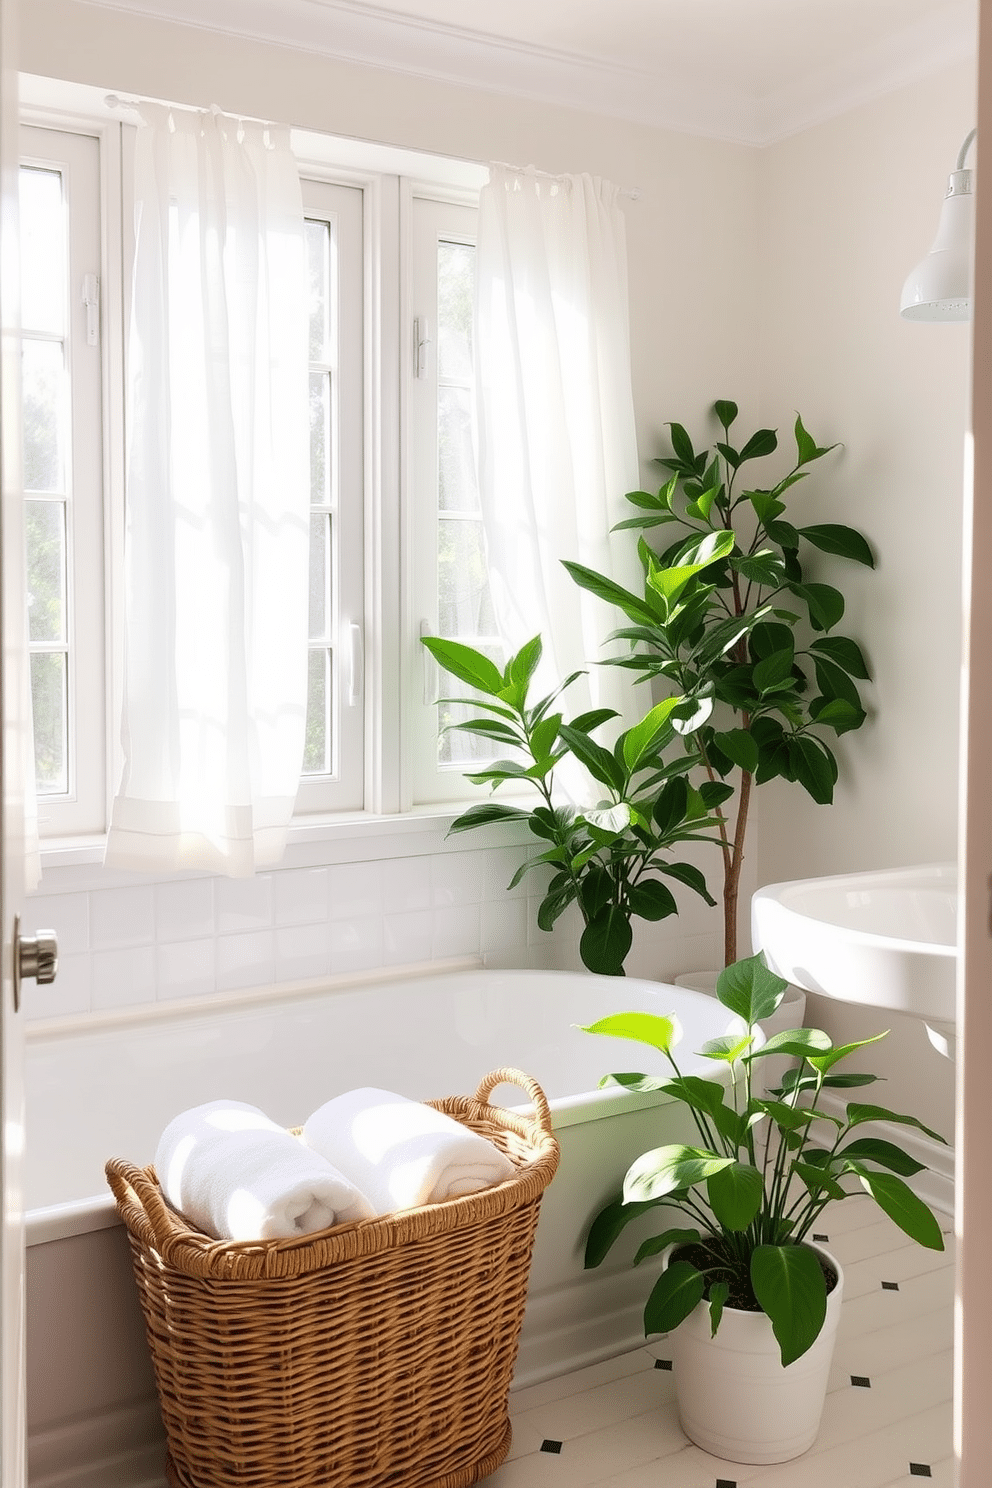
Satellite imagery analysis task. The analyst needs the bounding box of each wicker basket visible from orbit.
[105,1068,560,1488]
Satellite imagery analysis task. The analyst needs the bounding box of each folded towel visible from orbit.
[155,1099,375,1241]
[301,1087,515,1215]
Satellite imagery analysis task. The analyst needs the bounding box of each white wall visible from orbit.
[755,60,975,1135]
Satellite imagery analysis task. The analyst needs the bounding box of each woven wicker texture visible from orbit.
[106,1069,560,1488]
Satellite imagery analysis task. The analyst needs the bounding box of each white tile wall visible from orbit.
[20,838,726,1024]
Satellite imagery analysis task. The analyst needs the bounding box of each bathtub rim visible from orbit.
[24,956,730,1247]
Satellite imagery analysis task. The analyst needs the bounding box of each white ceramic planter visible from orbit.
[666,1243,844,1464]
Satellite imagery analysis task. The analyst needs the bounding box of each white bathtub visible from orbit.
[25,961,739,1488]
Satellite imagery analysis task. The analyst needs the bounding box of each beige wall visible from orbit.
[755,61,976,1134]
[19,5,975,1131]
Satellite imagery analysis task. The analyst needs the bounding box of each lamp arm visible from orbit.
[957,128,978,172]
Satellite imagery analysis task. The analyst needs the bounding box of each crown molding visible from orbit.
[77,0,977,146]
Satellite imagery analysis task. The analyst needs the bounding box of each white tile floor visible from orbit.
[494,1196,955,1488]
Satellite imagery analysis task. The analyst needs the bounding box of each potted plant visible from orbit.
[565,401,875,965]
[581,952,946,1463]
[420,632,728,976]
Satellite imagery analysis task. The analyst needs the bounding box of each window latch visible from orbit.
[414,316,431,379]
[82,273,100,347]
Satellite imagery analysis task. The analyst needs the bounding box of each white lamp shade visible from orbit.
[900,167,975,321]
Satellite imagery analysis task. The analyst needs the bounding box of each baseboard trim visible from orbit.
[816,1090,955,1217]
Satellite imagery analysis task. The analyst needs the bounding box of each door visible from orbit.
[0,2,26,1481]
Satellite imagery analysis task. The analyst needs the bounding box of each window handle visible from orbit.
[414,316,431,379]
[420,620,438,706]
[82,273,99,346]
[347,623,364,707]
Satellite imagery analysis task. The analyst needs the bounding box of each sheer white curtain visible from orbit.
[105,105,309,876]
[474,165,641,729]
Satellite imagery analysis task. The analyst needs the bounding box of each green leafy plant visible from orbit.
[565,401,875,964]
[421,633,729,976]
[582,953,946,1366]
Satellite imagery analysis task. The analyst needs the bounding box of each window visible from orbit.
[19,95,490,845]
[296,178,365,815]
[19,125,106,836]
[408,196,499,806]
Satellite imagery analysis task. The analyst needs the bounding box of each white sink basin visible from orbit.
[751,864,958,1055]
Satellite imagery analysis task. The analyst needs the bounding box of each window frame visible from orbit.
[19,80,500,859]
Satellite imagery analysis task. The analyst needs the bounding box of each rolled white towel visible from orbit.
[155,1099,375,1241]
[301,1087,515,1216]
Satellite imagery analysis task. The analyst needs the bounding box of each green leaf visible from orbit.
[836,1138,925,1176]
[622,696,682,770]
[652,777,689,835]
[422,636,506,696]
[446,802,531,834]
[657,860,717,905]
[584,1193,671,1268]
[581,1010,683,1055]
[624,1145,734,1203]
[643,1261,706,1336]
[794,413,837,466]
[751,1245,827,1366]
[708,1280,730,1336]
[580,905,633,976]
[810,636,871,680]
[805,1032,890,1075]
[733,551,785,587]
[739,427,778,462]
[765,518,801,549]
[668,421,697,466]
[568,707,620,735]
[558,724,626,793]
[844,1103,947,1145]
[788,736,837,805]
[714,399,738,430]
[716,953,788,1023]
[793,1161,847,1202]
[747,1027,833,1060]
[445,718,523,747]
[712,728,759,772]
[509,634,544,689]
[628,880,679,922]
[856,1170,945,1250]
[800,524,875,568]
[562,561,660,627]
[791,582,846,632]
[749,490,786,526]
[537,880,579,931]
[633,1227,703,1266]
[706,1162,764,1231]
[753,647,796,694]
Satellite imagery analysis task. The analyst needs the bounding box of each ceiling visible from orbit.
[96,0,978,143]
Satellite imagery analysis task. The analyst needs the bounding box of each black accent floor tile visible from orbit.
[715,1479,738,1487]
[654,1358,673,1370]
[909,1465,932,1478]
[882,1280,900,1291]
[540,1440,562,1455]
[851,1374,871,1388]
[812,1232,829,1241]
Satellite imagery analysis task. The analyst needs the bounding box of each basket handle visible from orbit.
[105,1156,185,1250]
[475,1068,554,1136]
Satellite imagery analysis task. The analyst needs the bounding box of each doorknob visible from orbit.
[12,915,58,1011]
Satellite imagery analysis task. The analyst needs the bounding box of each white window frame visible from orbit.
[19,78,500,860]
[17,120,119,839]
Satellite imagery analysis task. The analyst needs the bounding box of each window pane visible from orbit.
[310,370,331,505]
[302,648,330,776]
[438,517,497,637]
[438,384,478,513]
[306,218,330,363]
[30,651,67,794]
[309,511,329,641]
[437,241,474,382]
[22,338,67,493]
[19,166,65,337]
[25,499,65,643]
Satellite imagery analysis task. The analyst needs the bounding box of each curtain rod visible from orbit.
[105,97,640,200]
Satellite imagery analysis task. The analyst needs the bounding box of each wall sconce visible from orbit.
[900,127,977,322]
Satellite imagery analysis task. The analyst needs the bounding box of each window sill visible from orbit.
[34,803,537,892]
